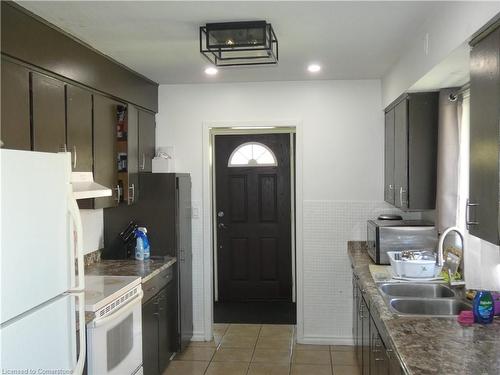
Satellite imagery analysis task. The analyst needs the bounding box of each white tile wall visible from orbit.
[302,200,420,344]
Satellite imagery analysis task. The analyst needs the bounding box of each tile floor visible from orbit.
[164,324,360,375]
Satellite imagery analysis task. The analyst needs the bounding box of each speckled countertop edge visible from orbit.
[85,256,177,282]
[83,256,177,324]
[348,241,500,375]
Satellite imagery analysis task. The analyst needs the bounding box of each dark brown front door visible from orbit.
[215,133,292,302]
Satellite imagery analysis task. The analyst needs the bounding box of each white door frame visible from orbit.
[201,120,304,342]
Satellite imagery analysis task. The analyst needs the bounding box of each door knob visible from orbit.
[218,223,227,230]
[217,211,224,218]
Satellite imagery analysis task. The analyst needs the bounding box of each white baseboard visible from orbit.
[297,335,354,346]
[190,332,208,342]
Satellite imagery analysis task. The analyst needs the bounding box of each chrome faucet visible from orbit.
[438,227,466,287]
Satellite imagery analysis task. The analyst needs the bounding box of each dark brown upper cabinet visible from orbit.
[384,110,395,205]
[1,59,31,150]
[138,110,156,173]
[384,92,438,210]
[468,24,500,244]
[66,84,93,172]
[91,94,123,209]
[31,72,66,153]
[116,104,139,205]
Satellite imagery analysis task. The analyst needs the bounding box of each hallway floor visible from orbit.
[214,302,296,324]
[164,324,360,375]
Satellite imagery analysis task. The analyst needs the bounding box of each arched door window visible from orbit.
[228,142,278,167]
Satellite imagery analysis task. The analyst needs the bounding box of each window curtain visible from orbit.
[435,88,461,233]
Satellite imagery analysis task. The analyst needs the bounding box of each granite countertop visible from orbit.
[348,241,500,375]
[83,256,176,324]
[85,255,177,283]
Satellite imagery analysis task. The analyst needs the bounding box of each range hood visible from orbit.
[71,172,112,200]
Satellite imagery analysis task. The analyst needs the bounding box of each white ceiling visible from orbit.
[18,1,461,85]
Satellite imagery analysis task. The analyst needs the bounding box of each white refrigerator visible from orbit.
[0,149,86,374]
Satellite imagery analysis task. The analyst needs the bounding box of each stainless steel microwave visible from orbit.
[366,220,437,264]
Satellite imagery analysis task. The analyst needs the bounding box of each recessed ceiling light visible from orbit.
[205,67,218,76]
[307,64,321,73]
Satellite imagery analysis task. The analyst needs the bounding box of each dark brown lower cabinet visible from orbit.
[353,274,403,375]
[142,269,177,375]
[142,296,160,375]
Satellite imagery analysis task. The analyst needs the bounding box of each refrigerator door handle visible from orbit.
[73,291,86,375]
[68,189,85,292]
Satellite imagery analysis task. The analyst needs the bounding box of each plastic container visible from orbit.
[135,234,144,261]
[135,227,150,261]
[473,291,494,324]
[388,251,440,279]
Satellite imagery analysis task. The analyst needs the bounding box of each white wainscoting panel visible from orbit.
[302,200,420,344]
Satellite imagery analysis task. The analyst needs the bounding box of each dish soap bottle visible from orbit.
[135,229,145,261]
[473,290,494,324]
[138,227,150,260]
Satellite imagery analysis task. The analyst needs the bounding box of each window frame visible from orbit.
[227,141,278,167]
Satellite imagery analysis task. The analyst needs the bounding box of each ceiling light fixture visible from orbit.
[307,64,321,73]
[205,67,218,76]
[200,21,278,67]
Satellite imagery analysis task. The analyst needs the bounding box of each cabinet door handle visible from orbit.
[142,153,146,170]
[73,145,77,169]
[180,249,185,262]
[399,187,407,207]
[128,184,135,204]
[466,199,479,228]
[114,185,121,202]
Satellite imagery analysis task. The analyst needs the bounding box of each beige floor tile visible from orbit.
[259,325,294,339]
[226,324,261,336]
[330,345,355,352]
[331,350,357,366]
[205,361,249,375]
[173,347,215,362]
[213,323,229,336]
[332,365,360,375]
[163,360,209,375]
[293,349,331,365]
[251,348,291,364]
[256,336,292,350]
[189,340,218,348]
[220,333,258,348]
[247,362,290,375]
[212,347,253,362]
[295,343,330,351]
[291,364,333,375]
[213,334,223,345]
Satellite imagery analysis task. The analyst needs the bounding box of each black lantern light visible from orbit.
[200,21,278,67]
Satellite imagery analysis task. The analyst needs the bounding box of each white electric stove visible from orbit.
[84,275,143,375]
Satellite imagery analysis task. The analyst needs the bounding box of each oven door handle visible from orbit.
[91,291,143,329]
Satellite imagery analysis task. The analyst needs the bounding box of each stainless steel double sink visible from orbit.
[377,283,472,317]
